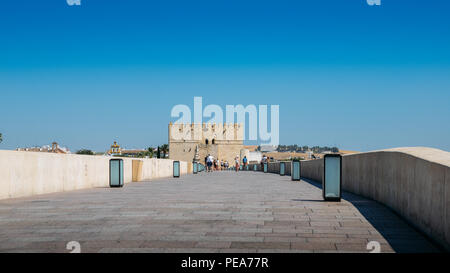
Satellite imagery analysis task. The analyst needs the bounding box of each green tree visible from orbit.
[0,133,2,144]
[147,147,154,158]
[161,144,169,158]
[76,149,94,155]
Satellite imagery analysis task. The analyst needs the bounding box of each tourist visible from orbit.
[243,156,248,169]
[206,154,213,172]
[261,154,267,170]
[235,156,240,172]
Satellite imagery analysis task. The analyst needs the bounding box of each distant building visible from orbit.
[16,142,70,154]
[169,123,244,164]
[106,141,147,157]
[248,151,263,163]
[260,145,278,153]
[108,141,122,155]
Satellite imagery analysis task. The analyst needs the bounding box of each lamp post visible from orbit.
[173,161,180,178]
[109,159,124,187]
[291,160,300,181]
[323,154,342,201]
[193,145,199,174]
[193,162,198,174]
[280,162,286,176]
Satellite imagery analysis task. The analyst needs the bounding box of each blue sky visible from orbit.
[0,0,449,152]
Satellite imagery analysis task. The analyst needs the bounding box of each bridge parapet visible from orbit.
[0,150,189,200]
[248,162,292,174]
[300,147,450,251]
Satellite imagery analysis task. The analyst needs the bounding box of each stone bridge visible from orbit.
[0,147,448,253]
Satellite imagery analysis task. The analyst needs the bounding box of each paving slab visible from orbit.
[0,171,441,253]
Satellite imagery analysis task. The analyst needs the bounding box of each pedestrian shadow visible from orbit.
[297,178,442,253]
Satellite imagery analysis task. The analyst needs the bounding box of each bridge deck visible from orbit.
[0,171,440,253]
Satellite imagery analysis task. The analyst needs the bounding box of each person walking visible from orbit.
[243,156,248,170]
[261,154,267,170]
[206,154,213,172]
[235,156,240,172]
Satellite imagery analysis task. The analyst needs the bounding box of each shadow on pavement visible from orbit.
[299,177,442,253]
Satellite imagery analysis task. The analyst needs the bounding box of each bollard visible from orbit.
[193,162,198,174]
[323,154,342,201]
[280,162,286,176]
[173,161,180,178]
[291,160,301,181]
[109,159,124,187]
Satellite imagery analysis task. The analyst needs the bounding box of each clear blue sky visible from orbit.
[1,0,449,152]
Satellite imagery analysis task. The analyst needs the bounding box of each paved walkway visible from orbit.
[0,171,440,253]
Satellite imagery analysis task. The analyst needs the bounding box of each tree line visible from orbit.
[0,133,171,159]
[276,145,339,153]
[75,144,170,158]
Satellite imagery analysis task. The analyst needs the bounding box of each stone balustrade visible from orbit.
[299,147,450,251]
[0,150,188,200]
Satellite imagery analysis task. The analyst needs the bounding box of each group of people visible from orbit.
[204,154,249,172]
[205,154,229,172]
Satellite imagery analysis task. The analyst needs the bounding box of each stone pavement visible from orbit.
[0,171,440,253]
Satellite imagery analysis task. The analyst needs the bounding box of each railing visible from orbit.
[251,147,450,251]
[0,150,188,200]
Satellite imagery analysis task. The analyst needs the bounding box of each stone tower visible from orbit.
[169,123,244,165]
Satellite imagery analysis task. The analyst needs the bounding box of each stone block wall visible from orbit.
[299,147,450,251]
[0,150,188,200]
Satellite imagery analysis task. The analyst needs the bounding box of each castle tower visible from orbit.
[169,123,244,165]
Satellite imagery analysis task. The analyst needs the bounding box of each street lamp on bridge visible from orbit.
[291,160,300,181]
[109,159,124,188]
[173,161,180,178]
[280,162,286,176]
[323,154,342,201]
[193,162,198,174]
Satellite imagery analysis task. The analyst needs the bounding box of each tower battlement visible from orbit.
[169,123,244,143]
[168,123,244,164]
